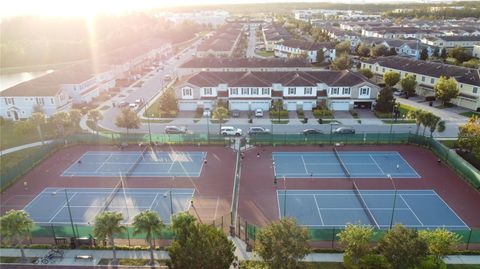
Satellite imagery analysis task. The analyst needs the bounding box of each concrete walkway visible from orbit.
[1,247,478,266]
[396,97,468,122]
[0,140,54,157]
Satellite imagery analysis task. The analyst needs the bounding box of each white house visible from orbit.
[175,71,379,111]
[274,39,336,63]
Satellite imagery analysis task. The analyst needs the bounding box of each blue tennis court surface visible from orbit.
[24,188,194,225]
[277,189,468,229]
[62,151,206,177]
[273,151,419,178]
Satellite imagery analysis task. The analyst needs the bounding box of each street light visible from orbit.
[387,174,398,229]
[147,113,153,144]
[51,189,76,238]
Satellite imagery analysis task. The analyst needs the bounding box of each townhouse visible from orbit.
[362,27,442,39]
[178,57,315,77]
[274,40,336,63]
[175,71,379,112]
[421,36,480,51]
[262,23,292,51]
[196,23,243,57]
[361,56,480,111]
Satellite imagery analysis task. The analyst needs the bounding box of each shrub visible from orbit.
[313,109,333,118]
[359,254,391,269]
[270,110,289,119]
[419,256,447,269]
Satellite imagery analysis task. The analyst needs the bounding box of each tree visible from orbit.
[0,210,34,263]
[356,43,370,57]
[378,224,428,269]
[400,74,417,98]
[370,45,388,58]
[316,49,325,63]
[383,71,401,89]
[375,88,395,113]
[115,108,140,135]
[132,210,165,265]
[168,212,236,269]
[254,218,309,269]
[424,113,445,137]
[337,224,374,267]
[331,54,352,70]
[434,76,459,106]
[212,106,229,132]
[419,47,429,60]
[440,48,447,60]
[419,228,462,266]
[335,41,351,56]
[69,109,82,131]
[407,109,427,135]
[448,46,472,63]
[458,116,480,159]
[50,111,70,141]
[29,112,46,144]
[158,89,178,117]
[93,211,126,265]
[359,68,373,79]
[87,110,104,134]
[433,47,440,58]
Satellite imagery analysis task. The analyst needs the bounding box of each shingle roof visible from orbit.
[279,39,334,51]
[181,71,374,88]
[362,56,480,87]
[437,35,480,42]
[180,57,312,68]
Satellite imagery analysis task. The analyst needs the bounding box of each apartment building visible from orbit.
[274,40,336,63]
[361,56,480,111]
[421,36,480,50]
[196,23,243,57]
[175,71,379,112]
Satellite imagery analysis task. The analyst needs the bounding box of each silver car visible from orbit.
[333,127,355,134]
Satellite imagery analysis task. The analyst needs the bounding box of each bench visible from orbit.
[74,255,93,261]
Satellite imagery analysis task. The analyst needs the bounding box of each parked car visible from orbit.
[248,127,270,136]
[165,126,187,134]
[254,108,264,117]
[302,129,323,135]
[220,126,242,136]
[129,103,139,110]
[231,110,240,118]
[333,127,355,134]
[203,107,211,117]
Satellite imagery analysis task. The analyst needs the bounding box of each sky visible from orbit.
[0,0,460,18]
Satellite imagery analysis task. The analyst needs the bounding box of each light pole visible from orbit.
[387,174,398,229]
[51,189,76,238]
[147,113,153,144]
[283,176,287,218]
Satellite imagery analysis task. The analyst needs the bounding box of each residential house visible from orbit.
[274,39,336,63]
[361,56,480,111]
[196,23,243,57]
[421,36,480,51]
[262,23,292,51]
[175,71,379,112]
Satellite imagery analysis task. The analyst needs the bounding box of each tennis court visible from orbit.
[62,151,206,177]
[24,188,195,225]
[272,151,419,178]
[277,189,468,229]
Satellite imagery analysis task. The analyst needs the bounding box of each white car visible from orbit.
[254,108,264,117]
[220,126,242,136]
[203,108,211,117]
[128,103,139,110]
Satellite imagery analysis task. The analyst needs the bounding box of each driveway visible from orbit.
[333,111,353,119]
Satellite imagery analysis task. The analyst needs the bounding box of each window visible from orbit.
[262,88,270,95]
[182,88,192,96]
[342,88,351,95]
[204,88,212,95]
[360,87,370,95]
[422,76,425,82]
[251,88,259,95]
[473,87,478,94]
[36,97,44,105]
[241,88,249,95]
[304,87,313,95]
[431,78,435,84]
[331,88,339,95]
[382,68,385,72]
[230,88,238,95]
[51,98,55,104]
[4,98,14,105]
[7,111,11,117]
[288,88,296,95]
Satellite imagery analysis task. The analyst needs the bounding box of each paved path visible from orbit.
[0,140,54,157]
[396,97,468,122]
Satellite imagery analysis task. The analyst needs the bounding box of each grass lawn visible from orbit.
[271,120,290,124]
[440,140,458,148]
[0,121,59,150]
[98,258,167,266]
[0,146,47,190]
[256,50,275,57]
[460,111,480,118]
[140,119,173,124]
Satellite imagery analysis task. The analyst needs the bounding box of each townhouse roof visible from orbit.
[361,56,480,87]
[437,35,480,42]
[278,39,335,51]
[197,23,242,52]
[180,57,312,68]
[180,70,375,88]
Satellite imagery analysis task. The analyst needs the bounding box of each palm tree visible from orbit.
[427,115,445,137]
[93,211,126,265]
[407,109,426,136]
[87,110,104,134]
[132,211,165,265]
[50,111,70,143]
[212,106,229,133]
[29,112,46,144]
[420,112,434,136]
[0,210,34,263]
[69,109,83,131]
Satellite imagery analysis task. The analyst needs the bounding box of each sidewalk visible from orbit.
[0,140,54,157]
[396,97,468,122]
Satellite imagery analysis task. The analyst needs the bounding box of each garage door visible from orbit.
[250,101,270,111]
[229,101,249,111]
[302,102,314,111]
[330,101,350,111]
[179,101,197,111]
[286,102,297,111]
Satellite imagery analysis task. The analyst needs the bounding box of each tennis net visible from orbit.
[125,146,149,177]
[101,179,123,213]
[352,180,378,228]
[333,147,350,177]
